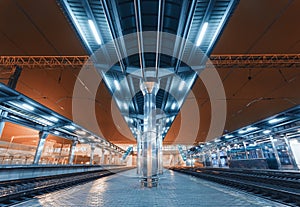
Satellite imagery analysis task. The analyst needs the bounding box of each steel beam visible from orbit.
[155,0,165,78]
[208,54,300,68]
[33,131,49,165]
[90,143,96,165]
[68,140,78,164]
[1,54,299,69]
[133,0,145,78]
[101,0,126,73]
[174,0,197,73]
[0,56,89,69]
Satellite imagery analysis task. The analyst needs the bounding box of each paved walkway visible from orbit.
[12,169,286,207]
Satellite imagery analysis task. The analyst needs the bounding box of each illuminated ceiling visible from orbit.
[58,0,239,139]
[0,83,124,152]
[0,0,300,144]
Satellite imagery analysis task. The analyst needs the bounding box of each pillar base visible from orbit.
[140,176,158,188]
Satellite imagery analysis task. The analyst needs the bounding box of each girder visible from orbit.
[208,54,300,68]
[0,56,89,69]
[1,54,299,69]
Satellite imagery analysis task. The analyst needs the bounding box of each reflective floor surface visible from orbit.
[10,169,287,207]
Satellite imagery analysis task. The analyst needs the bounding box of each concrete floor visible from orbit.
[10,169,287,207]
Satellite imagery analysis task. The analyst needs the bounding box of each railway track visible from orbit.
[0,166,133,206]
[170,167,300,206]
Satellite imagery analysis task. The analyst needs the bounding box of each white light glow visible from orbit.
[9,115,20,120]
[166,118,170,123]
[225,134,233,139]
[49,116,59,122]
[114,79,121,91]
[36,118,53,126]
[65,125,76,130]
[238,130,245,134]
[196,22,208,46]
[88,19,101,45]
[53,131,59,135]
[238,126,259,134]
[247,127,258,131]
[178,81,185,91]
[22,103,34,111]
[79,139,86,143]
[263,130,271,135]
[268,118,284,124]
[76,130,86,135]
[171,103,176,110]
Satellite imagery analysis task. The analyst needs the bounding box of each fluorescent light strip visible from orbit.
[22,103,34,111]
[178,81,185,91]
[36,118,53,126]
[65,125,76,130]
[88,20,101,45]
[225,134,233,139]
[268,118,284,124]
[114,79,121,90]
[48,116,59,122]
[196,22,208,46]
[263,130,271,135]
[171,103,176,110]
[238,127,259,134]
[76,130,86,135]
[62,0,92,53]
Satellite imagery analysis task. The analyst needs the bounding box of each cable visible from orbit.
[246,0,294,53]
[14,0,61,55]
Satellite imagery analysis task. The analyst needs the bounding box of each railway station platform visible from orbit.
[8,169,286,207]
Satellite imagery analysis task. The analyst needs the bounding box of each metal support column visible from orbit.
[140,81,159,187]
[90,143,95,165]
[68,140,78,164]
[202,152,206,167]
[33,131,48,165]
[111,152,115,164]
[118,154,123,165]
[136,120,142,174]
[8,65,22,89]
[109,151,112,164]
[216,148,220,167]
[100,148,105,164]
[270,136,282,170]
[284,135,299,170]
[243,141,248,159]
[0,120,4,139]
[208,150,212,166]
[157,120,163,174]
[0,111,8,138]
[115,152,120,165]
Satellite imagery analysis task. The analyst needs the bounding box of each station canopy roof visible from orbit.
[0,1,300,145]
[58,0,239,139]
[0,83,125,152]
[189,105,300,154]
